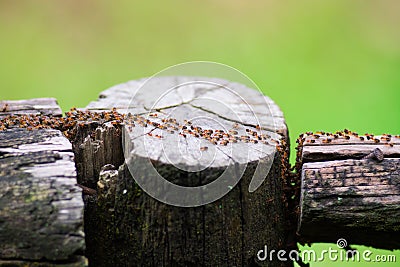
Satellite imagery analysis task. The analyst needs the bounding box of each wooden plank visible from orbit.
[298,131,400,249]
[0,98,62,118]
[301,132,400,162]
[0,128,86,265]
[0,99,85,266]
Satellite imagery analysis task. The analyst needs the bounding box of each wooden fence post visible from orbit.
[78,77,291,267]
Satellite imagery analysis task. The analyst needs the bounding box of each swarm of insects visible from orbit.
[295,129,397,148]
[0,108,282,151]
[0,107,126,140]
[123,112,282,150]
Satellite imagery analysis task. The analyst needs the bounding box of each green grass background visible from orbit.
[1,1,399,266]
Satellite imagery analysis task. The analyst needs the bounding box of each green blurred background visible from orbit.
[1,0,399,266]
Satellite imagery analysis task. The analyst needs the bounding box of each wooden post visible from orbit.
[77,77,291,266]
[6,81,399,266]
[297,132,400,250]
[0,99,86,266]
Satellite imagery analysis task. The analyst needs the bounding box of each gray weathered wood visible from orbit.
[298,133,400,249]
[0,99,86,266]
[79,76,290,267]
[73,122,124,188]
[0,98,62,118]
[302,134,400,162]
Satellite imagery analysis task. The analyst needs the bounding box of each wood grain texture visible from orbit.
[81,76,290,267]
[298,133,400,249]
[0,100,86,266]
[73,121,124,188]
[0,98,62,118]
[0,128,86,265]
[301,133,400,162]
[86,76,287,135]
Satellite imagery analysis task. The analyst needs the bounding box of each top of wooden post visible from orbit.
[86,76,287,167]
[85,76,288,206]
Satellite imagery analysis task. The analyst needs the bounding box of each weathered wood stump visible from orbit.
[78,77,290,266]
[298,132,400,250]
[0,99,86,266]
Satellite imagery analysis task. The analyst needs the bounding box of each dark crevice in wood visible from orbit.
[215,145,238,163]
[145,100,192,112]
[202,205,206,266]
[238,165,246,266]
[0,255,87,267]
[190,103,277,133]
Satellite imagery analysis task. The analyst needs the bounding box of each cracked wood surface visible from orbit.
[299,134,400,249]
[81,76,290,267]
[87,76,286,133]
[0,99,86,266]
[87,76,286,173]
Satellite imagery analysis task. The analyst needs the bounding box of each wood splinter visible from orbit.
[362,147,384,162]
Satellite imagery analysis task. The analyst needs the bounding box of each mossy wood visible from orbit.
[298,133,400,249]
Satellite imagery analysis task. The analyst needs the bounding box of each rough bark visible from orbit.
[0,99,86,266]
[298,133,400,249]
[79,76,291,267]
